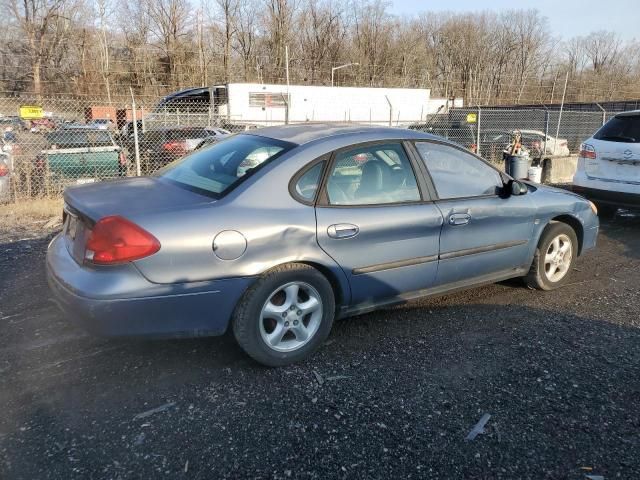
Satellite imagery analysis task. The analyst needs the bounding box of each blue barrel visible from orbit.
[505,154,530,180]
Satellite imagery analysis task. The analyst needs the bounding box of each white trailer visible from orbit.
[213,83,434,125]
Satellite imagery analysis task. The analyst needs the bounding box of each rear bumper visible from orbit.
[571,185,640,209]
[46,234,253,338]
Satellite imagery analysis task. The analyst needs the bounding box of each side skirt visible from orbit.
[337,266,528,319]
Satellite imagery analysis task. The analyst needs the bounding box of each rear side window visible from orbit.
[293,162,325,203]
[415,142,502,200]
[594,115,640,143]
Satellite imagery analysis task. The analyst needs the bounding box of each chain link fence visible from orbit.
[0,93,617,204]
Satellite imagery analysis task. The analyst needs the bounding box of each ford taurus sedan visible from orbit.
[47,124,599,366]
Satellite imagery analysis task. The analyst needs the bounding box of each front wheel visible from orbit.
[525,222,578,291]
[232,263,335,367]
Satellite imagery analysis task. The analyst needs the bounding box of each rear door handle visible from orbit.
[327,223,359,239]
[449,213,471,226]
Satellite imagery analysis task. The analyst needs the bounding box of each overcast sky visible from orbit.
[390,0,640,40]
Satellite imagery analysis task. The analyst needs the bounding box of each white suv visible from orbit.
[573,110,640,217]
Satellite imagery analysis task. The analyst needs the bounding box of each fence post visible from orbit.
[542,110,550,159]
[129,88,141,177]
[281,93,289,125]
[476,106,481,157]
[553,72,569,155]
[596,103,606,126]
[385,95,392,126]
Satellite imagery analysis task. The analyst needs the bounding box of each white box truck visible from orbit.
[154,83,440,126]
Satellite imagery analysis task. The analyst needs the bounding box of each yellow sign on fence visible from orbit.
[19,105,44,120]
[466,113,477,124]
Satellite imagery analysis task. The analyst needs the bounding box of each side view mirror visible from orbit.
[510,180,528,196]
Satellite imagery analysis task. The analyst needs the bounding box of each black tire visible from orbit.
[525,222,579,291]
[594,202,617,220]
[232,263,335,367]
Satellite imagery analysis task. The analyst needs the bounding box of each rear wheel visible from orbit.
[594,202,617,219]
[525,222,578,291]
[232,263,335,367]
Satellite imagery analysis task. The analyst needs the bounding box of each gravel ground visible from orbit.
[0,213,639,479]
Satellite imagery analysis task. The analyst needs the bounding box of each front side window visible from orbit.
[158,134,294,197]
[325,143,420,206]
[415,142,502,200]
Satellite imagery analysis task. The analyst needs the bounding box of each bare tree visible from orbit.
[233,0,259,81]
[6,0,78,96]
[213,0,238,82]
[96,0,113,102]
[147,0,192,88]
[298,0,344,84]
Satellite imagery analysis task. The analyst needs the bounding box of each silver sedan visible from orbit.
[47,124,599,366]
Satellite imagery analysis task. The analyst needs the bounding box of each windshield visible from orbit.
[594,115,640,143]
[45,130,114,148]
[158,134,294,197]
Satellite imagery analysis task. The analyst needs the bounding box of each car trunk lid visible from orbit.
[62,177,214,264]
[64,176,213,221]
[586,139,640,184]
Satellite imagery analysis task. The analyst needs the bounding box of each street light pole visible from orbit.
[331,62,359,87]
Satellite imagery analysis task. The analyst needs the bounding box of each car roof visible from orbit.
[144,126,211,132]
[49,127,108,133]
[249,123,440,146]
[615,110,640,117]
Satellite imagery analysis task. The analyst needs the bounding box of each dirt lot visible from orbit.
[0,213,639,479]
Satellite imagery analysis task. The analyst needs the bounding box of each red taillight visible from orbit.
[85,216,160,265]
[579,143,596,159]
[118,151,127,166]
[162,140,187,155]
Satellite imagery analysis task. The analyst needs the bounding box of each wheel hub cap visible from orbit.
[259,281,323,353]
[544,233,573,283]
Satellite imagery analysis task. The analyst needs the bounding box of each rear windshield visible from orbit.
[157,134,294,197]
[165,128,212,141]
[594,115,640,143]
[46,130,114,148]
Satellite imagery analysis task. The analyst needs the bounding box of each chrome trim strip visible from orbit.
[352,255,438,275]
[439,240,528,260]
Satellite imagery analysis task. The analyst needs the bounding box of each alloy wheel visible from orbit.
[259,281,323,352]
[544,233,573,283]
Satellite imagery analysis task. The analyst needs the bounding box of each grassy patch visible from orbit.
[0,197,63,232]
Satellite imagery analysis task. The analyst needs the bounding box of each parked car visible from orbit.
[572,110,640,217]
[34,128,126,183]
[0,116,28,131]
[0,151,12,203]
[119,120,143,139]
[480,129,570,158]
[47,124,599,366]
[409,122,478,153]
[218,122,259,133]
[29,118,57,133]
[136,126,231,171]
[88,118,116,131]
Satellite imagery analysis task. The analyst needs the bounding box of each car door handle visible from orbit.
[327,223,359,239]
[449,213,471,226]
